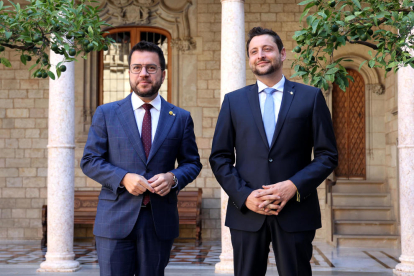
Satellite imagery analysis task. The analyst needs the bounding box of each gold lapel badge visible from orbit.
[290,91,294,95]
[169,111,175,116]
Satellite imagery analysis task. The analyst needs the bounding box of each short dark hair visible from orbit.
[246,27,284,57]
[128,41,166,71]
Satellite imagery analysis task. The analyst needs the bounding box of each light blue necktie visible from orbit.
[263,88,276,146]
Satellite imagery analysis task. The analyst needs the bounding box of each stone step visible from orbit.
[334,220,397,235]
[332,180,386,193]
[332,193,390,206]
[333,234,400,248]
[333,206,393,220]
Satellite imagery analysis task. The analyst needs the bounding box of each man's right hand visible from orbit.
[245,190,278,215]
[121,173,155,196]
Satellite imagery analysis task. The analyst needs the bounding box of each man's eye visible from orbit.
[251,51,257,55]
[148,66,157,70]
[264,47,271,51]
[133,66,141,70]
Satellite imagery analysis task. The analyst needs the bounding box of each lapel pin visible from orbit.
[169,111,175,116]
[290,91,293,95]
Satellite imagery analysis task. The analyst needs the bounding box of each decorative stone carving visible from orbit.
[171,37,196,52]
[98,0,195,51]
[366,83,385,95]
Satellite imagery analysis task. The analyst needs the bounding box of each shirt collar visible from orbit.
[131,92,161,111]
[257,75,285,93]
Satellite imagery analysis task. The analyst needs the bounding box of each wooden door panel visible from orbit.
[332,69,366,179]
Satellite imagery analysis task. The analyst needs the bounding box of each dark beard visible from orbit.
[131,77,162,99]
[252,57,282,76]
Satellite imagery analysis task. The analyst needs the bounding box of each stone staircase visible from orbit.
[331,180,400,248]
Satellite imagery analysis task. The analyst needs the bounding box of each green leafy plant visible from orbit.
[0,0,113,79]
[291,0,414,91]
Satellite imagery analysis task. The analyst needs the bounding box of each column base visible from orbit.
[394,255,414,275]
[215,253,234,274]
[37,260,81,272]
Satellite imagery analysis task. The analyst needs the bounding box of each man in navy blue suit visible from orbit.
[209,27,338,276]
[81,41,202,276]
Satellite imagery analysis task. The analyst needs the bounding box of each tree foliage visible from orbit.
[291,0,414,91]
[0,0,113,79]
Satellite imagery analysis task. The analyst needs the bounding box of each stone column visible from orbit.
[394,67,414,276]
[215,0,245,274]
[38,50,80,272]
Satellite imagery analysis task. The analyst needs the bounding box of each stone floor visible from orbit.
[0,241,400,275]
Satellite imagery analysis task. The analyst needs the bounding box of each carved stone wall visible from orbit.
[98,0,196,51]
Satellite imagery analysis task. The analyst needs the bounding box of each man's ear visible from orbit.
[280,48,287,62]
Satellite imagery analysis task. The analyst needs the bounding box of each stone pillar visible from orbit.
[215,0,245,273]
[38,50,80,272]
[394,67,414,276]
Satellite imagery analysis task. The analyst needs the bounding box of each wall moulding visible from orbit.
[98,0,196,52]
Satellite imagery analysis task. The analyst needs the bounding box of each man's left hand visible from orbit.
[255,180,297,215]
[148,173,174,197]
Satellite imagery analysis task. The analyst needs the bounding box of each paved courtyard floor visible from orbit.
[0,241,400,275]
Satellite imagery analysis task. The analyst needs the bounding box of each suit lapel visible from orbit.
[270,79,296,149]
[116,94,147,164]
[147,97,176,164]
[247,84,269,150]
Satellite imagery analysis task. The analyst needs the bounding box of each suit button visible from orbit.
[269,158,273,163]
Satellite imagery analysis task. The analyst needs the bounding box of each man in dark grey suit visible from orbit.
[81,41,202,276]
[210,27,338,276]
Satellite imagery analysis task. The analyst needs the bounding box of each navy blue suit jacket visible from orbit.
[81,94,202,240]
[209,79,338,233]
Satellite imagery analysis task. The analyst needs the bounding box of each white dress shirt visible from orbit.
[130,92,178,188]
[257,75,285,125]
[131,92,161,141]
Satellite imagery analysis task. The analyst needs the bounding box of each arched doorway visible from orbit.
[332,69,366,179]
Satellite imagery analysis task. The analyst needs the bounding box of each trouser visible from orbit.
[230,215,315,276]
[96,206,174,276]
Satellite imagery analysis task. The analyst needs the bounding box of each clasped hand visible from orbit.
[121,172,174,197]
[245,180,297,216]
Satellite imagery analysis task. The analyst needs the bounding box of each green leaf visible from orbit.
[326,67,339,75]
[0,57,12,67]
[298,0,315,6]
[387,61,398,68]
[20,54,26,65]
[47,71,55,80]
[5,31,12,39]
[345,15,356,22]
[359,60,367,71]
[0,1,3,10]
[368,50,372,57]
[368,60,376,68]
[312,19,320,34]
[351,0,361,10]
[56,67,61,78]
[306,15,315,27]
[294,30,308,38]
[88,25,94,36]
[28,63,38,71]
[291,71,308,78]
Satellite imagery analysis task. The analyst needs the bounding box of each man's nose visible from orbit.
[139,67,150,77]
[258,50,266,59]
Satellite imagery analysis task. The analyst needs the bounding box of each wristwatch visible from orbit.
[169,172,178,187]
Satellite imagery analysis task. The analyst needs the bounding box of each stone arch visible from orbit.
[78,0,196,142]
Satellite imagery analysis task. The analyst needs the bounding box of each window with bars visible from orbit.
[99,27,171,105]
